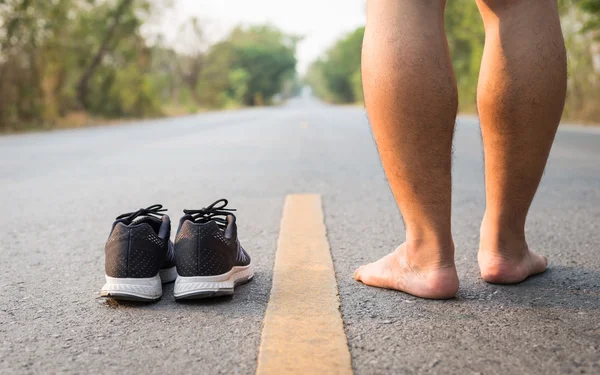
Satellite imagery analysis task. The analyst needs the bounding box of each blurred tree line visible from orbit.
[0,0,298,132]
[306,0,600,124]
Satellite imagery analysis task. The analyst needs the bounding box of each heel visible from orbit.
[173,264,254,300]
[100,274,162,301]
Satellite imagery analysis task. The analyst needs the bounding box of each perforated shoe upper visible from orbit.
[104,205,175,278]
[174,201,251,277]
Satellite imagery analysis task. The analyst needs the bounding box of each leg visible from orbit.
[476,0,567,283]
[354,0,459,299]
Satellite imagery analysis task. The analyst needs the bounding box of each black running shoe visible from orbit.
[173,199,253,299]
[100,204,177,301]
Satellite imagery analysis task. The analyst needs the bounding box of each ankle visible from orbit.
[480,214,528,257]
[403,237,455,269]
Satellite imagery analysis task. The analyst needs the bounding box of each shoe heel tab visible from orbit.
[177,214,194,234]
[158,215,171,240]
[224,215,237,240]
[109,220,129,236]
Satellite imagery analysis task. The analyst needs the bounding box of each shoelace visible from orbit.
[116,204,167,222]
[184,199,236,227]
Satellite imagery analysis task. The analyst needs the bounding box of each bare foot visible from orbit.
[478,247,547,284]
[354,243,459,299]
[478,219,548,284]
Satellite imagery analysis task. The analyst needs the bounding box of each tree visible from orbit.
[199,25,298,107]
[445,0,485,111]
[77,0,134,109]
[305,27,364,104]
[174,17,208,104]
[229,25,298,105]
[305,3,484,109]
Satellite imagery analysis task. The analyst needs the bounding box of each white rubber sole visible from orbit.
[100,266,177,302]
[174,264,254,300]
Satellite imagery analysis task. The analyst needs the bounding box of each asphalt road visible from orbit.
[1,97,599,374]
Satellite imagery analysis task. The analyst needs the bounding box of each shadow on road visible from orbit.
[175,295,235,306]
[459,265,600,311]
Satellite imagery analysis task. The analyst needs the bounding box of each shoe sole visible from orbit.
[100,266,177,302]
[173,264,254,300]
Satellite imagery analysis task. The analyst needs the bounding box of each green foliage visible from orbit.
[0,0,163,130]
[199,26,297,107]
[445,0,485,111]
[305,60,330,102]
[0,3,298,132]
[580,0,600,31]
[228,68,250,103]
[562,5,600,121]
[306,6,483,109]
[561,0,600,31]
[305,27,364,104]
[307,1,600,122]
[198,41,235,108]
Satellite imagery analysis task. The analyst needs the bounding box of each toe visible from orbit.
[532,253,548,275]
[354,266,364,281]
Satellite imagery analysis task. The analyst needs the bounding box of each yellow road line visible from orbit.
[256,194,353,375]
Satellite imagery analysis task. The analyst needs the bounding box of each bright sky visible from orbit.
[153,0,366,74]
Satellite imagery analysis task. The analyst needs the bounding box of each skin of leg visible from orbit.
[476,0,567,283]
[354,0,459,299]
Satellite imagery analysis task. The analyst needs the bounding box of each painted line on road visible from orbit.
[256,194,353,375]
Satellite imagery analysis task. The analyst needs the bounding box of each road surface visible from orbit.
[1,98,599,374]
